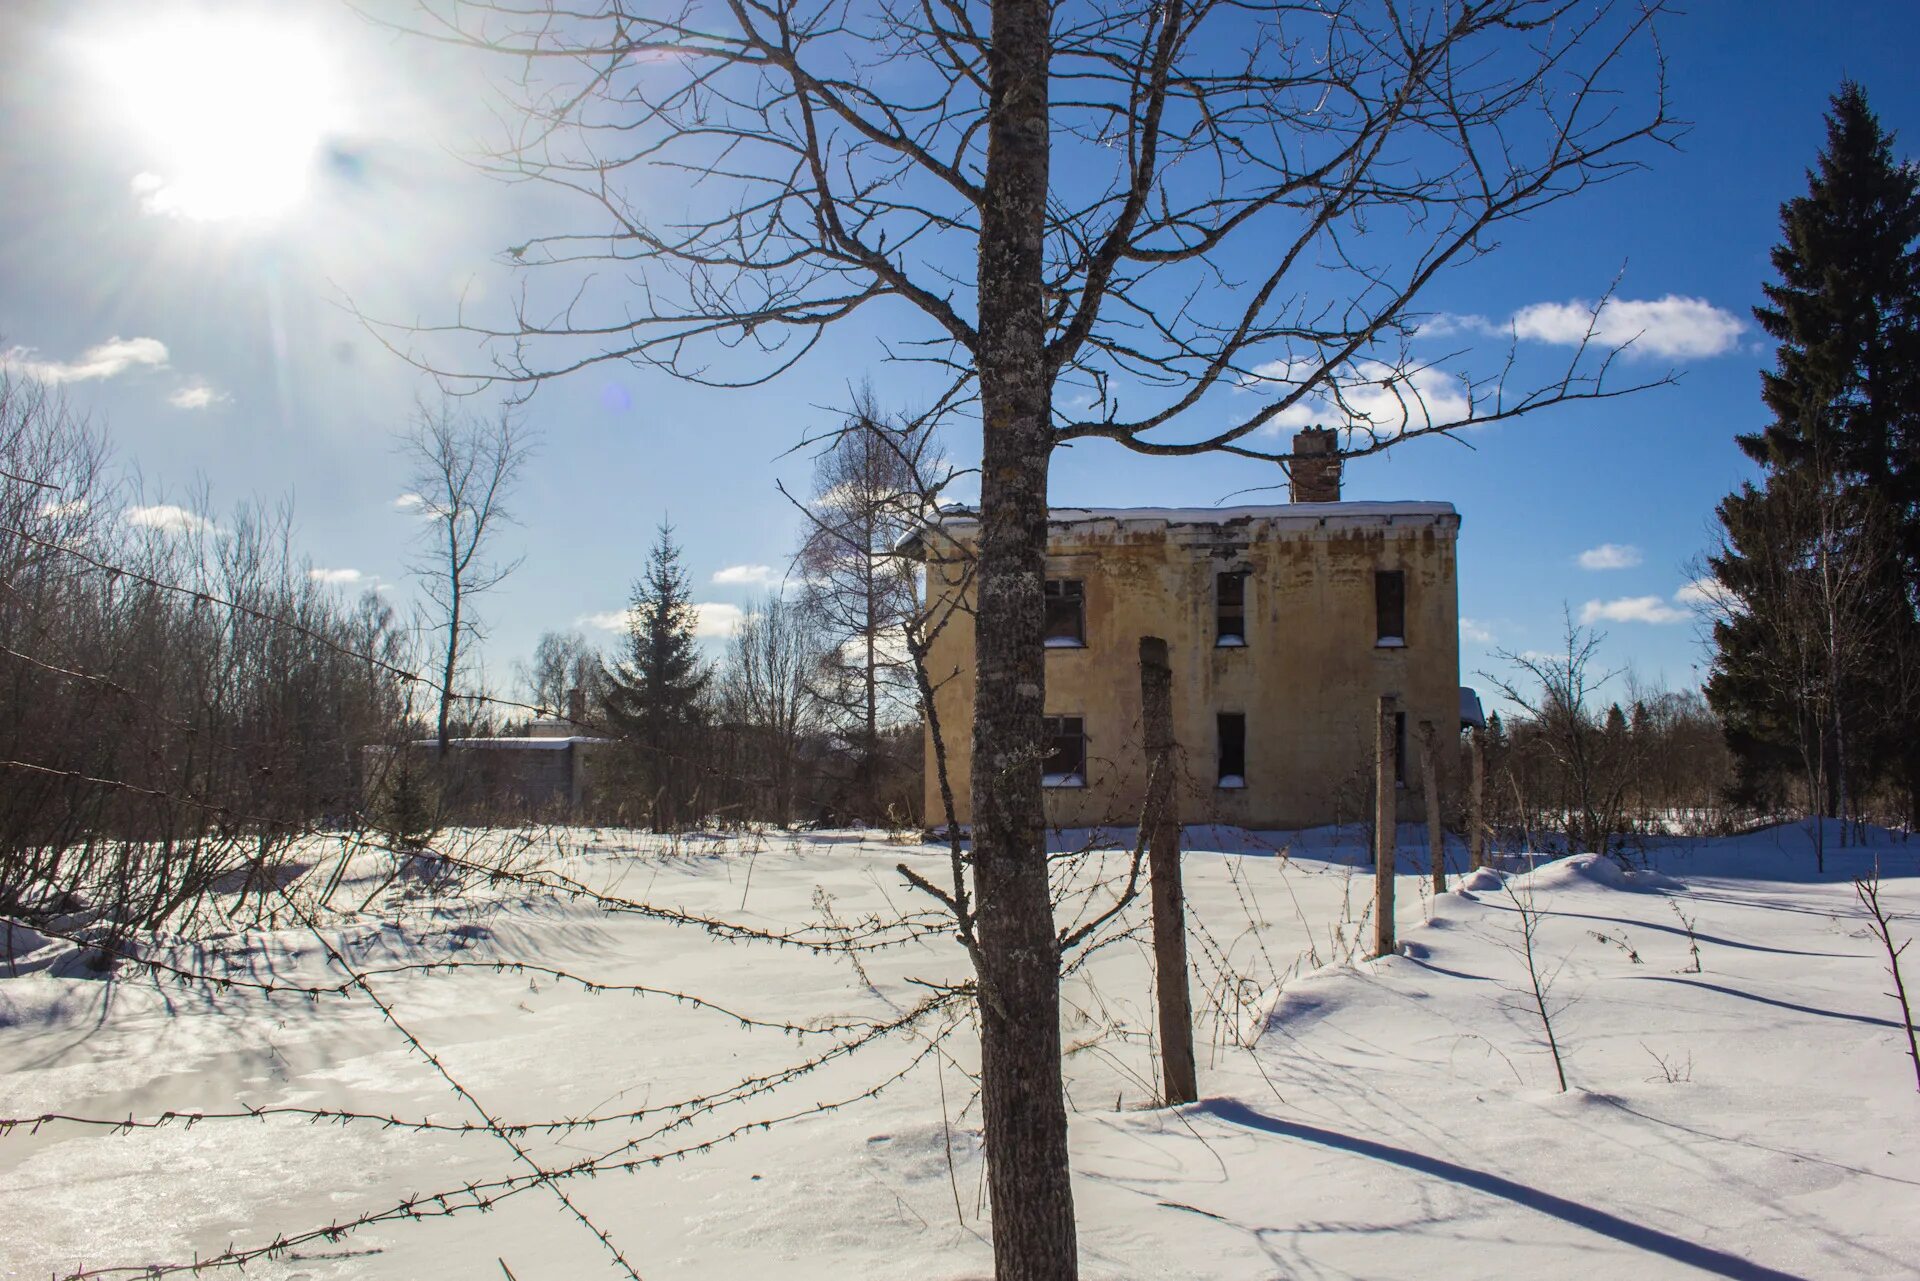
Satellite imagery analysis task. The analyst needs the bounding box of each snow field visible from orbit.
[1,822,1915,1279]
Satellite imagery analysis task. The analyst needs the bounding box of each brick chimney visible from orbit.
[1289,427,1342,503]
[567,686,587,727]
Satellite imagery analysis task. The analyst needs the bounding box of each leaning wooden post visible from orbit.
[1469,723,1488,871]
[1140,636,1196,1105]
[1374,693,1398,959]
[1420,719,1445,895]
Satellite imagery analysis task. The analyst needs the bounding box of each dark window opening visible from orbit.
[1217,713,1247,787]
[1216,571,1247,647]
[1044,579,1085,647]
[1043,715,1086,786]
[1375,570,1407,645]
[1394,711,1408,787]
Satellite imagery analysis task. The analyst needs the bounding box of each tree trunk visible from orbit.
[1139,637,1195,1106]
[1374,694,1398,958]
[865,625,879,814]
[437,581,461,759]
[1469,724,1487,871]
[1420,720,1444,895]
[971,0,1076,1274]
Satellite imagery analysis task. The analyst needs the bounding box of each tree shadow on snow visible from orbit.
[1205,1099,1811,1281]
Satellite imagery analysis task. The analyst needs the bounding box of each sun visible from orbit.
[90,15,345,223]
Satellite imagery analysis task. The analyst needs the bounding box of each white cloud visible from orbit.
[393,493,427,512]
[168,381,227,410]
[1460,617,1496,643]
[1511,295,1743,360]
[580,607,638,633]
[694,602,744,638]
[1416,313,1498,339]
[1580,595,1689,626]
[1245,357,1471,435]
[1674,576,1734,611]
[38,498,89,519]
[581,602,745,641]
[1577,542,1643,571]
[2,336,169,385]
[308,568,364,586]
[713,563,778,587]
[125,504,217,537]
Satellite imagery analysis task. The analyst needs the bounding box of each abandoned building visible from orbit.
[911,429,1470,831]
[373,690,610,817]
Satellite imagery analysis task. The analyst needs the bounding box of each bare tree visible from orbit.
[789,389,944,817]
[519,628,607,720]
[1487,614,1636,858]
[369,3,1677,1273]
[1702,467,1901,866]
[719,594,831,824]
[398,400,531,757]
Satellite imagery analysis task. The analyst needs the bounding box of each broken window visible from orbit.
[1217,712,1246,788]
[1043,715,1086,787]
[1044,578,1085,647]
[1375,570,1406,646]
[1216,571,1247,647]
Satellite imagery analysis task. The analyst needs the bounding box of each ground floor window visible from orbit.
[1043,715,1086,787]
[1217,712,1246,788]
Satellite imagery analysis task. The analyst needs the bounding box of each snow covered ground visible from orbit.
[2,822,1916,1280]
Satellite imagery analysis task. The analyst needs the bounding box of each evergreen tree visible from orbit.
[1707,82,1920,823]
[605,523,712,829]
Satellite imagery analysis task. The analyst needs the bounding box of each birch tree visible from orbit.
[398,400,531,757]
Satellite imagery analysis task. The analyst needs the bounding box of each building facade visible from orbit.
[914,491,1463,831]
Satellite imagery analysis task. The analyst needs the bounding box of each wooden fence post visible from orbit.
[1420,719,1445,895]
[1375,693,1398,959]
[1470,724,1487,870]
[1139,636,1196,1106]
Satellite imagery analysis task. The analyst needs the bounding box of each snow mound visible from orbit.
[1,918,55,968]
[1,918,137,978]
[1454,867,1505,894]
[1517,853,1684,894]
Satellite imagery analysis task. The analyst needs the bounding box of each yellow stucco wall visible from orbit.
[919,504,1461,831]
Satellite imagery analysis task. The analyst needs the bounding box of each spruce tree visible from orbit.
[1707,82,1920,822]
[605,523,712,829]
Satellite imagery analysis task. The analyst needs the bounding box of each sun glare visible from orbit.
[91,16,345,222]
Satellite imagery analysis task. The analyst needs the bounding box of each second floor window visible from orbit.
[1216,571,1247,647]
[1375,570,1406,646]
[1044,578,1085,647]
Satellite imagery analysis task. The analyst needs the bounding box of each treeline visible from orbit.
[1477,624,1739,854]
[512,395,939,831]
[0,373,414,929]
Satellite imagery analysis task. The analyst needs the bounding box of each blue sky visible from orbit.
[3,1,1917,704]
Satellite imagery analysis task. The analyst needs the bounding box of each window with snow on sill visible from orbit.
[1043,636,1086,648]
[1215,635,1246,648]
[1217,774,1246,789]
[1042,772,1086,788]
[1376,636,1406,648]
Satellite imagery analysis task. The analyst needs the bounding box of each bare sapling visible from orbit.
[1854,870,1919,1093]
[1669,900,1704,973]
[1420,719,1445,895]
[1504,880,1570,1092]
